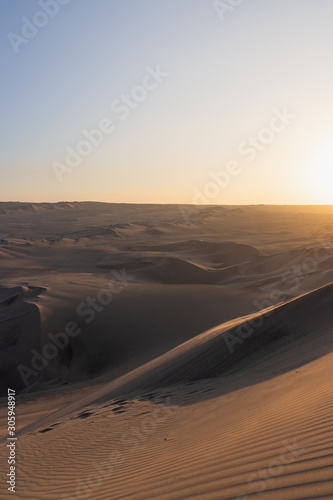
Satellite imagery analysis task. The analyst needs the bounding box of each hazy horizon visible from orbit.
[2,200,333,207]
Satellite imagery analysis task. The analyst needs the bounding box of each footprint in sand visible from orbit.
[75,411,94,419]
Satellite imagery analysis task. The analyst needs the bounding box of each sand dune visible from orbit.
[148,239,261,263]
[1,278,265,394]
[0,203,332,499]
[0,286,43,394]
[1,281,332,500]
[11,281,332,418]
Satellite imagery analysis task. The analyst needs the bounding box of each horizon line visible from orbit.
[1,201,333,207]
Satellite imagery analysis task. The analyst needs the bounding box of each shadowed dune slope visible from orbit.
[85,281,333,401]
[5,282,333,500]
[13,281,333,436]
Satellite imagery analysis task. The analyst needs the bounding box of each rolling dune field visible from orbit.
[0,202,333,499]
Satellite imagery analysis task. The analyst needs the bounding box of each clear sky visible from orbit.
[1,0,333,204]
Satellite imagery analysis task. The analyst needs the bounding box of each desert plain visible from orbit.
[0,201,333,499]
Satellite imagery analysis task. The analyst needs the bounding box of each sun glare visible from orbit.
[306,144,333,204]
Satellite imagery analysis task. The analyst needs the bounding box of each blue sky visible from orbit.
[1,0,333,203]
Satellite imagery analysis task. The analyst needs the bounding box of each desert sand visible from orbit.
[0,202,333,499]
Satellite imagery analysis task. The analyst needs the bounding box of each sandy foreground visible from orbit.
[0,202,332,499]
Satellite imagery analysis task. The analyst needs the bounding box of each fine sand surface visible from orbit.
[0,202,333,499]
